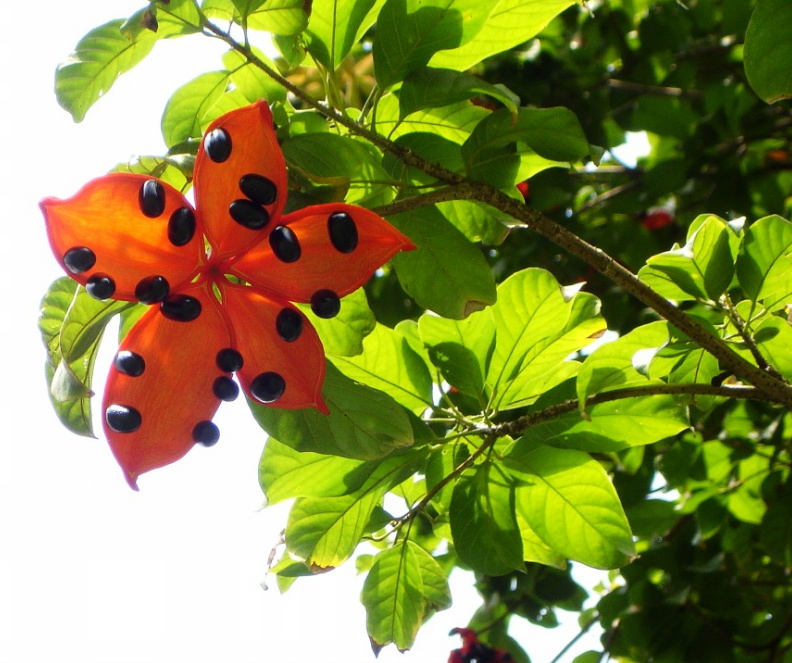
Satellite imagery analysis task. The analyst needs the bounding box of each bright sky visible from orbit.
[0,2,602,661]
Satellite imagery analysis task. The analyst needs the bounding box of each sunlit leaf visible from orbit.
[736,215,792,312]
[744,0,792,103]
[298,288,376,357]
[306,0,379,68]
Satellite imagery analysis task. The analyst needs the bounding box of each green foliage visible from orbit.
[41,0,792,660]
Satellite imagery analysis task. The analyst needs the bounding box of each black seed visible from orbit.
[160,295,202,322]
[193,420,220,446]
[106,404,142,433]
[114,350,145,377]
[135,275,170,304]
[276,308,303,342]
[269,225,301,263]
[250,372,285,403]
[229,199,270,230]
[139,179,166,218]
[310,289,341,319]
[86,274,116,300]
[63,247,96,274]
[216,348,243,372]
[213,376,239,402]
[205,128,232,163]
[328,212,358,253]
[240,174,277,206]
[168,207,196,246]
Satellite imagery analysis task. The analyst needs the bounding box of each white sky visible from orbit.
[0,2,602,661]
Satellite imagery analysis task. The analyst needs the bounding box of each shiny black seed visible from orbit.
[229,199,270,230]
[310,289,341,319]
[168,207,196,246]
[139,179,166,218]
[269,225,301,263]
[276,308,303,342]
[135,275,170,304]
[328,212,358,253]
[86,274,116,300]
[114,351,145,377]
[216,348,243,372]
[239,174,277,206]
[205,128,232,163]
[193,420,220,446]
[63,247,96,274]
[160,295,201,322]
[213,376,239,402]
[250,372,285,403]
[106,404,142,433]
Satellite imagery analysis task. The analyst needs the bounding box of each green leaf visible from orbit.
[577,322,670,403]
[373,0,494,89]
[259,438,377,504]
[297,288,376,357]
[246,0,308,35]
[429,0,575,71]
[411,543,451,612]
[55,20,158,122]
[38,279,130,437]
[736,215,792,312]
[450,462,523,576]
[639,214,739,302]
[160,71,237,148]
[504,442,635,569]
[419,309,495,398]
[377,95,490,145]
[462,107,591,186]
[249,362,414,459]
[399,68,519,119]
[331,323,433,414]
[744,0,792,103]
[727,454,769,525]
[486,269,606,411]
[436,200,511,245]
[515,510,568,569]
[305,0,378,68]
[281,133,395,206]
[152,0,205,35]
[753,316,792,379]
[519,396,690,453]
[286,450,425,569]
[361,542,425,652]
[222,48,287,104]
[389,206,497,319]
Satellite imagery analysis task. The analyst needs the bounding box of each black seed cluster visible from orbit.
[114,351,145,377]
[250,372,285,403]
[275,308,303,342]
[105,404,142,433]
[310,289,340,318]
[63,247,96,274]
[168,207,196,246]
[269,226,301,262]
[160,295,201,322]
[139,179,166,218]
[328,212,358,253]
[86,274,116,300]
[205,128,232,163]
[135,275,170,304]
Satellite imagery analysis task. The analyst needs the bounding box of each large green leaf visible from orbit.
[38,279,130,436]
[222,48,287,104]
[398,68,519,119]
[518,396,690,453]
[361,541,426,652]
[55,20,158,122]
[429,0,575,70]
[246,0,308,35]
[153,0,205,35]
[285,450,425,569]
[389,206,497,319]
[736,214,792,312]
[436,200,511,246]
[450,462,523,576]
[744,0,792,103]
[639,214,739,302]
[377,95,490,145]
[373,0,494,89]
[504,442,635,569]
[305,0,379,68]
[515,510,567,569]
[298,288,376,357]
[486,269,606,411]
[331,324,434,414]
[249,362,414,459]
